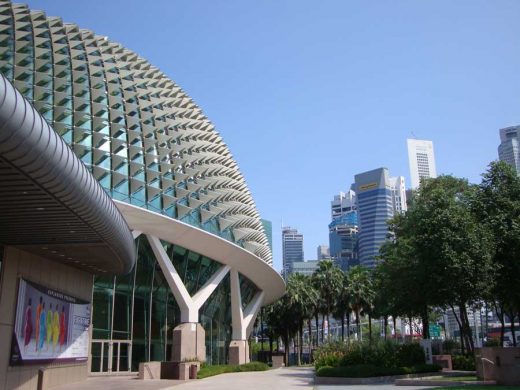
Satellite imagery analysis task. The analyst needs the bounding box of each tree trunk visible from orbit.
[299,322,304,365]
[326,313,330,341]
[508,311,517,347]
[321,314,325,344]
[494,302,506,347]
[355,310,361,341]
[347,313,351,342]
[315,313,320,346]
[260,309,264,353]
[409,316,413,338]
[384,316,388,340]
[284,333,289,366]
[341,315,345,342]
[308,319,313,348]
[422,306,430,339]
[449,304,465,354]
[461,304,474,353]
[269,336,273,364]
[392,315,397,340]
[368,313,372,344]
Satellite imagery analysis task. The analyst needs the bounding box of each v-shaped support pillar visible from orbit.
[229,268,265,365]
[147,234,230,362]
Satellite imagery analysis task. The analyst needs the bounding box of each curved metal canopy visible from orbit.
[0,74,136,275]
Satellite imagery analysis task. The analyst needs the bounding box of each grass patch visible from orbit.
[434,387,520,390]
[197,362,268,379]
[440,375,477,381]
[316,363,441,378]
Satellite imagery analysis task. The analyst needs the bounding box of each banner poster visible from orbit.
[10,278,91,365]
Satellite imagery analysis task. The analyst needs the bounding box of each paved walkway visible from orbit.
[52,368,440,390]
[176,367,315,389]
[52,375,183,390]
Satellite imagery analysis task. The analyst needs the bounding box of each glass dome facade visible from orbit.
[0,1,271,263]
[0,1,276,368]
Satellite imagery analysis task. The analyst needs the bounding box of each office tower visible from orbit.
[329,210,359,270]
[331,189,356,219]
[354,168,395,268]
[282,226,304,276]
[317,245,330,260]
[388,176,408,214]
[407,139,437,189]
[261,219,273,252]
[498,126,520,174]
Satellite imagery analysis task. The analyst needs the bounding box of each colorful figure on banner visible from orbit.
[46,303,53,351]
[52,305,59,352]
[23,298,32,352]
[59,305,66,352]
[35,296,43,352]
[38,302,46,354]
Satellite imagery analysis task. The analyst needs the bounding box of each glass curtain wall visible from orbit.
[91,236,259,371]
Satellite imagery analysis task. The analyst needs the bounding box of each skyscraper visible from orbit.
[355,168,395,268]
[498,125,520,174]
[331,189,357,219]
[407,139,437,189]
[388,176,408,214]
[317,245,330,260]
[329,210,359,270]
[329,189,358,270]
[282,226,304,276]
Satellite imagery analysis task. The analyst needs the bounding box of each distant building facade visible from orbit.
[290,260,320,277]
[329,189,359,270]
[329,211,359,270]
[407,139,437,189]
[331,190,357,219]
[388,176,407,214]
[261,219,273,252]
[317,245,330,260]
[498,125,520,174]
[354,168,395,268]
[282,226,304,277]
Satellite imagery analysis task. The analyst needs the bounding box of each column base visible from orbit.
[172,322,205,363]
[229,340,249,365]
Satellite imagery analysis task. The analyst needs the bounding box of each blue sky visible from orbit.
[26,0,520,272]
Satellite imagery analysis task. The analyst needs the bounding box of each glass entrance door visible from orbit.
[91,340,132,374]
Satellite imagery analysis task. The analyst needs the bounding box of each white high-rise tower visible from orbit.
[498,126,520,174]
[407,139,437,189]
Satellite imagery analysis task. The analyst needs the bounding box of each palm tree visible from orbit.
[286,273,318,365]
[347,265,375,342]
[332,272,351,342]
[312,259,344,341]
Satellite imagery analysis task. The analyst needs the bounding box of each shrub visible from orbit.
[197,362,269,379]
[484,338,500,347]
[237,362,269,372]
[396,343,425,366]
[316,363,442,377]
[314,341,347,370]
[451,354,475,371]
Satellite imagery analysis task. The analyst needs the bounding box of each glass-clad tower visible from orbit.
[354,168,394,268]
[0,0,284,372]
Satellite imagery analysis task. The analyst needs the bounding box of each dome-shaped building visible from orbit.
[0,1,284,386]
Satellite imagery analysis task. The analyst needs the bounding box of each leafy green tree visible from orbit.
[378,175,494,353]
[472,161,520,346]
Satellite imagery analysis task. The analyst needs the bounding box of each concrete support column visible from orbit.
[229,268,264,365]
[172,322,206,363]
[146,234,230,362]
